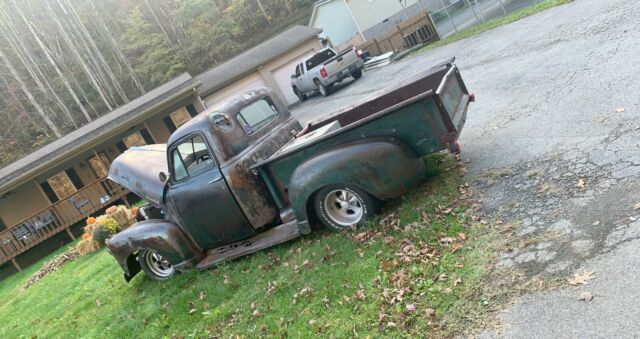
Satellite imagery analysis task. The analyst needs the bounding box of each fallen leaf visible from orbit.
[592,221,600,226]
[599,117,609,123]
[453,277,462,286]
[567,271,595,286]
[457,233,467,241]
[199,291,206,301]
[95,299,101,307]
[251,302,257,310]
[576,178,585,189]
[634,203,640,210]
[426,308,436,317]
[308,319,317,325]
[252,309,261,317]
[189,308,197,314]
[616,107,626,113]
[405,303,416,312]
[386,322,396,328]
[578,291,593,301]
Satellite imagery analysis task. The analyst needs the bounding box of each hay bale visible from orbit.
[84,223,96,235]
[76,238,100,255]
[108,205,132,228]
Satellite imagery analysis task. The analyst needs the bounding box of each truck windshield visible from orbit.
[305,49,336,70]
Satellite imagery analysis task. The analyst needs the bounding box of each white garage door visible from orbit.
[203,73,266,108]
[271,50,316,106]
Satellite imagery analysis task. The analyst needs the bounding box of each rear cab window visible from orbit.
[236,98,279,135]
[171,135,215,182]
[305,49,336,70]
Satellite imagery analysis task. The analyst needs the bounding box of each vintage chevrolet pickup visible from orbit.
[107,58,472,281]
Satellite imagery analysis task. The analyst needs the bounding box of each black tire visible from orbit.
[138,249,175,281]
[314,79,331,97]
[313,184,375,232]
[293,87,307,102]
[351,69,363,79]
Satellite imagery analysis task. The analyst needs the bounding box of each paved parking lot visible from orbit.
[292,0,640,336]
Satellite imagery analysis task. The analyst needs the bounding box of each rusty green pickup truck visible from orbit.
[106,58,473,281]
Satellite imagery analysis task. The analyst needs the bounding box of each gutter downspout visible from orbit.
[344,0,366,42]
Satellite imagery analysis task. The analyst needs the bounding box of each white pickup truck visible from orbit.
[291,47,364,100]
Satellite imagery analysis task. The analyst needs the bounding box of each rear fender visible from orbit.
[107,220,204,281]
[287,137,425,233]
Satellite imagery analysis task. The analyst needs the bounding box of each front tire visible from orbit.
[313,185,375,231]
[138,249,175,281]
[351,69,362,79]
[293,87,307,102]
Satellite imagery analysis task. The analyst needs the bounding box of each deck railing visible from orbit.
[0,177,128,268]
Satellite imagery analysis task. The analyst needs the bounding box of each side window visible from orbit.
[236,98,279,135]
[171,135,214,182]
[295,64,301,77]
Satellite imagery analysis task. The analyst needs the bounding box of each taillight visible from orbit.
[320,67,328,78]
[355,48,362,58]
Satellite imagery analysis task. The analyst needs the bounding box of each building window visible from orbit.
[122,132,146,148]
[88,152,110,178]
[46,171,76,200]
[0,217,5,231]
[169,107,192,128]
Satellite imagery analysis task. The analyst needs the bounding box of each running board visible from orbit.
[195,220,300,270]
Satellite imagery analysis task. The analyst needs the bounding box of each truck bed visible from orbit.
[254,58,470,205]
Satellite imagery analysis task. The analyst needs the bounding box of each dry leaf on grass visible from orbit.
[576,179,585,188]
[199,291,206,301]
[188,308,197,315]
[616,107,626,113]
[405,303,416,312]
[567,271,595,286]
[634,203,640,210]
[578,292,593,301]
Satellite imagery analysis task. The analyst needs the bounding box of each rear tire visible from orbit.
[138,249,175,281]
[351,69,363,79]
[315,79,330,97]
[313,184,375,232]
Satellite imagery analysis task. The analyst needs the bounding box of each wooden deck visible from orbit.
[0,178,128,270]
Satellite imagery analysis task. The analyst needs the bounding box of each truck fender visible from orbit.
[107,220,204,281]
[287,137,426,234]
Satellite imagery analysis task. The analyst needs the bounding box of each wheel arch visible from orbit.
[289,137,425,234]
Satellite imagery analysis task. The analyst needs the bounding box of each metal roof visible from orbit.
[196,25,322,97]
[0,73,199,193]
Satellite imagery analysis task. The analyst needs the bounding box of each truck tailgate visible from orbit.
[323,49,358,76]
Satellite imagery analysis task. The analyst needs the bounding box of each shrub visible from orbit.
[101,217,120,234]
[92,224,111,245]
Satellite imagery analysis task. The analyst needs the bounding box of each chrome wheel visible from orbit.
[142,250,174,278]
[318,84,327,96]
[322,189,364,226]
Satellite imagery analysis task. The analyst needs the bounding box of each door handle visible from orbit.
[208,178,221,184]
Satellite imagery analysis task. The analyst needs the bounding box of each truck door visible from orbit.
[166,134,256,250]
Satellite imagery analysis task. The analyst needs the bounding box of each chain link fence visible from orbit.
[417,0,544,38]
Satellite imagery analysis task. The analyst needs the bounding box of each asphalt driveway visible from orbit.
[292,0,640,336]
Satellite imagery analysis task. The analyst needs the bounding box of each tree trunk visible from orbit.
[0,49,62,137]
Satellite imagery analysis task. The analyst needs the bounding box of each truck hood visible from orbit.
[108,144,168,206]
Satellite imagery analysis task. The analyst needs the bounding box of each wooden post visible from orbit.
[143,122,159,144]
[65,227,76,240]
[11,258,21,272]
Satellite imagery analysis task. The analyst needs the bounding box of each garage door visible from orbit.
[271,50,316,106]
[203,73,266,108]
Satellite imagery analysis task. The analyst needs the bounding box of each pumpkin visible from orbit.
[82,233,91,240]
[106,206,118,214]
[86,217,97,225]
[130,207,139,216]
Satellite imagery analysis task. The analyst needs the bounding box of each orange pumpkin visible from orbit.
[106,206,117,214]
[86,217,96,225]
[131,207,139,216]
[82,233,91,240]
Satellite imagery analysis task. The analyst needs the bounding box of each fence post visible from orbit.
[497,0,507,15]
[465,0,482,23]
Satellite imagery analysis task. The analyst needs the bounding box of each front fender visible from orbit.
[288,137,425,233]
[107,220,204,281]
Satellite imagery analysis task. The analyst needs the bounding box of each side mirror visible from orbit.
[158,172,168,183]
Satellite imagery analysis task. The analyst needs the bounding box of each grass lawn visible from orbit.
[410,0,574,57]
[0,154,503,338]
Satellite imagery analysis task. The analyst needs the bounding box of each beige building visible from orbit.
[0,25,322,278]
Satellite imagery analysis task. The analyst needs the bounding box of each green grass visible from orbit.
[410,0,573,57]
[0,154,501,338]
